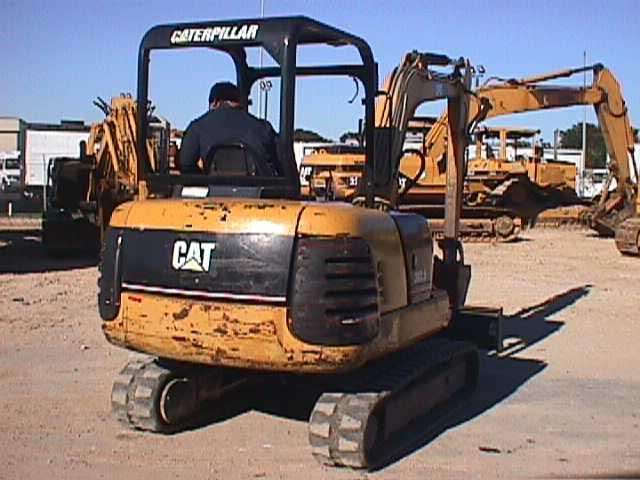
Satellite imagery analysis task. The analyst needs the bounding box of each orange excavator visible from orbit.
[457,63,637,241]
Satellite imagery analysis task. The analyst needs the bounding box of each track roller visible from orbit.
[111,357,245,433]
[432,217,521,243]
[308,339,478,469]
[494,215,517,240]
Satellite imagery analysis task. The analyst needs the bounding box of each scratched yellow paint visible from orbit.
[104,197,451,372]
[110,198,305,235]
[103,292,364,372]
[102,289,450,373]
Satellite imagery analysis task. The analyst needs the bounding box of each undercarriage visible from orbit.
[111,337,479,469]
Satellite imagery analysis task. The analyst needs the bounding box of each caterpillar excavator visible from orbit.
[299,117,435,200]
[456,64,637,242]
[300,63,637,244]
[42,96,172,255]
[101,16,505,469]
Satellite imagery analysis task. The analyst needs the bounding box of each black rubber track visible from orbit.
[308,338,479,469]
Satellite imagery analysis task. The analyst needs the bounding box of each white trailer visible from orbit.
[23,129,90,189]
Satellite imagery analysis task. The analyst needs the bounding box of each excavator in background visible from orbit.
[463,125,586,228]
[468,126,579,204]
[300,117,436,200]
[299,144,364,199]
[458,63,637,241]
[300,63,637,244]
[100,16,507,469]
[42,95,172,255]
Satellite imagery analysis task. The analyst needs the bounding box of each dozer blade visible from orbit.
[532,205,593,230]
[308,338,478,469]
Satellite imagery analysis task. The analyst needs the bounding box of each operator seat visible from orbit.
[174,141,300,200]
[204,143,275,177]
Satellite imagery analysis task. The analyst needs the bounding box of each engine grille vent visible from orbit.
[289,237,379,346]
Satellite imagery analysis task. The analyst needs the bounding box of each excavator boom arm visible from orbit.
[370,51,472,216]
[472,86,604,120]
[419,64,636,216]
[476,66,636,203]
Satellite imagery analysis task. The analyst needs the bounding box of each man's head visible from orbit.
[209,82,242,110]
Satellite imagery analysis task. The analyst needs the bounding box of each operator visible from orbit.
[179,81,280,175]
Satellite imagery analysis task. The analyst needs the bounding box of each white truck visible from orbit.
[0,151,21,191]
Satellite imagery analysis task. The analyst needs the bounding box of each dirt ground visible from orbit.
[1,224,639,480]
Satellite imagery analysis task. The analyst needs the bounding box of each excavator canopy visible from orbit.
[136,16,377,199]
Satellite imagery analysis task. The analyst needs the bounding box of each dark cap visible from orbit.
[209,82,241,104]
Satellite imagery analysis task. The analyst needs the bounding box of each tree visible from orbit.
[339,131,360,144]
[559,122,607,168]
[293,128,329,142]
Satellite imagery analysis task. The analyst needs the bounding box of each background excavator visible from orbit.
[300,63,637,247]
[42,95,172,255]
[44,64,636,255]
[99,16,505,470]
[458,63,637,243]
[466,125,581,219]
[299,117,435,200]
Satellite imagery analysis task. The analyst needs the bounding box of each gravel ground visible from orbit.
[1,226,639,479]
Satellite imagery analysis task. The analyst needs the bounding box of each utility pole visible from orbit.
[580,50,587,197]
[257,0,265,119]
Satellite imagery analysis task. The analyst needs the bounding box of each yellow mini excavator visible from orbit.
[100,17,504,469]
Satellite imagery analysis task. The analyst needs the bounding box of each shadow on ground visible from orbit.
[584,232,614,240]
[505,236,532,244]
[176,285,591,471]
[0,229,97,273]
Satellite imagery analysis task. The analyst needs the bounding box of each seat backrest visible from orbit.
[196,141,300,200]
[205,143,275,177]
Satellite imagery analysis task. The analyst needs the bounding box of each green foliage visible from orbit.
[559,122,606,168]
[293,128,329,142]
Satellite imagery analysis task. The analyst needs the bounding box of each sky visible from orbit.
[1,0,639,143]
